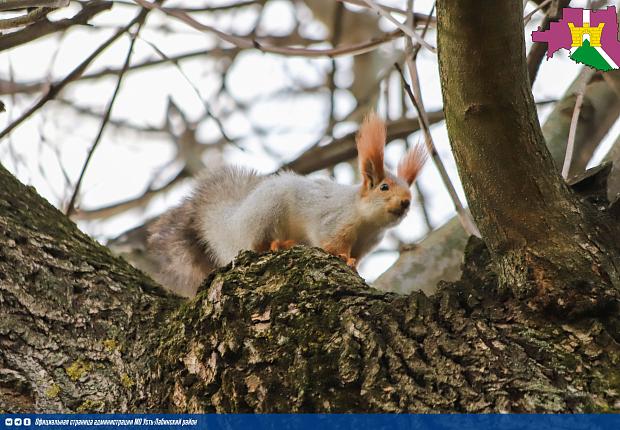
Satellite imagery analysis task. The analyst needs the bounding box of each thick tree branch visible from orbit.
[0,162,619,413]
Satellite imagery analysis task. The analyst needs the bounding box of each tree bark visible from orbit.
[1,163,619,413]
[436,0,620,314]
[0,163,181,413]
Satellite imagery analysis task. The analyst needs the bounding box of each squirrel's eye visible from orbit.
[380,183,389,191]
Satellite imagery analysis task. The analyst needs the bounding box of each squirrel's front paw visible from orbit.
[270,239,297,251]
[337,253,357,269]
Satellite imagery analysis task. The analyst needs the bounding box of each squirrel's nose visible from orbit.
[401,199,410,210]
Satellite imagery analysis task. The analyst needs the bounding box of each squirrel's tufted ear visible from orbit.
[397,143,427,186]
[356,112,386,189]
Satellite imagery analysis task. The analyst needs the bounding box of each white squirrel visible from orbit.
[148,113,426,296]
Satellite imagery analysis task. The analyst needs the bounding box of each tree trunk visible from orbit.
[1,164,619,413]
[436,0,620,314]
[378,68,620,298]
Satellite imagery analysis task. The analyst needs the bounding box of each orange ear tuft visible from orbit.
[397,143,427,186]
[356,112,386,189]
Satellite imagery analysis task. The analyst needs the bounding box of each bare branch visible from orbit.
[55,98,167,133]
[109,0,262,12]
[337,0,436,24]
[138,38,240,148]
[281,114,444,175]
[562,68,595,179]
[0,0,67,11]
[0,47,241,95]
[360,0,435,52]
[0,7,49,29]
[0,0,112,52]
[523,0,552,24]
[395,62,480,237]
[71,167,190,220]
[133,0,403,58]
[66,17,147,216]
[0,6,142,142]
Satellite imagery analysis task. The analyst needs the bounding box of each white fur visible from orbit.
[198,169,405,265]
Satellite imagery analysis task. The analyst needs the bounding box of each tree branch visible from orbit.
[0,5,142,142]
[132,0,404,58]
[0,0,112,52]
[281,114,444,175]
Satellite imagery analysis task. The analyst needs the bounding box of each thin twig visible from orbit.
[338,0,407,15]
[337,0,436,23]
[66,20,145,216]
[523,0,553,24]
[71,167,191,220]
[108,0,260,12]
[132,0,403,58]
[410,2,434,61]
[562,68,595,179]
[415,181,433,232]
[360,0,435,52]
[138,37,240,148]
[0,47,241,95]
[405,1,480,236]
[395,62,480,237]
[0,7,141,142]
[55,98,166,133]
[325,2,344,138]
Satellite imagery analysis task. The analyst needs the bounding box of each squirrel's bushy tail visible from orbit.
[192,166,264,210]
[148,166,263,296]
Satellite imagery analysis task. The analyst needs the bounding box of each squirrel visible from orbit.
[147,113,426,297]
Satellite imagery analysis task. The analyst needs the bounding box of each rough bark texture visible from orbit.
[0,163,180,413]
[1,163,619,413]
[437,0,620,311]
[138,244,620,413]
[603,135,620,202]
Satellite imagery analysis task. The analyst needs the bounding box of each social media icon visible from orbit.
[14,419,21,426]
[5,418,13,426]
[23,419,31,426]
